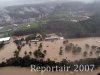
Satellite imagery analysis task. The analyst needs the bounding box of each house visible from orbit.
[45,33,64,41]
[0,37,11,44]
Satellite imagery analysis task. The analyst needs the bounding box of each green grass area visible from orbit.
[17,19,48,31]
[49,11,74,21]
[12,19,49,36]
[17,22,39,31]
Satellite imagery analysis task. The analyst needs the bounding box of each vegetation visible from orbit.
[29,51,32,56]
[33,49,45,58]
[0,41,4,49]
[12,14,100,38]
[72,46,82,54]
[14,40,22,45]
[38,43,43,49]
[65,42,82,54]
[0,54,100,71]
[59,50,63,55]
[25,34,36,42]
[14,50,19,58]
[83,51,88,57]
[24,51,27,56]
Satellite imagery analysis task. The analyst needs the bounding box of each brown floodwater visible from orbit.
[0,67,100,75]
[0,37,100,63]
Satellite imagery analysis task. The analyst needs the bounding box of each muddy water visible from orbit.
[0,67,100,75]
[0,37,100,63]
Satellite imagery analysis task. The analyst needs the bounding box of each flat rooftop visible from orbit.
[0,37,11,42]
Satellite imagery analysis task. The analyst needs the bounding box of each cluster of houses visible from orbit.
[0,33,64,44]
[31,33,64,42]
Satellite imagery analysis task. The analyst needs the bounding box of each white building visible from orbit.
[45,33,64,41]
[0,37,11,44]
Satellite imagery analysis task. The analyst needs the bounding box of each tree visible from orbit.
[59,50,63,55]
[72,46,82,55]
[63,40,68,44]
[90,51,93,56]
[29,43,31,48]
[22,55,31,66]
[21,38,24,41]
[85,44,89,49]
[14,40,22,45]
[43,50,47,55]
[33,49,45,58]
[77,47,82,52]
[91,46,97,50]
[83,51,87,57]
[24,51,27,56]
[14,50,19,57]
[17,45,21,51]
[65,45,72,52]
[22,43,25,47]
[96,47,100,56]
[38,43,43,49]
[97,47,100,51]
[96,50,100,56]
[29,51,32,56]
[25,34,36,43]
[60,47,63,50]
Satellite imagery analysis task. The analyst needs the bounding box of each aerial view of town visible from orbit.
[0,0,100,75]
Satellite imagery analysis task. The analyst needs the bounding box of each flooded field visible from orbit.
[0,37,100,75]
[0,37,100,62]
[0,67,100,75]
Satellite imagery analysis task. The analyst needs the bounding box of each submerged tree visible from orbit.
[83,51,88,57]
[59,50,63,55]
[14,50,19,57]
[90,51,93,56]
[96,50,100,56]
[63,40,68,45]
[24,51,27,56]
[17,45,21,51]
[72,46,82,54]
[85,44,89,49]
[65,45,72,52]
[29,51,32,56]
[33,49,45,58]
[14,40,22,45]
[91,46,97,50]
[43,50,47,55]
[38,43,43,49]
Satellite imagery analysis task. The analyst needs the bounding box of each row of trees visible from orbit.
[0,53,100,72]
